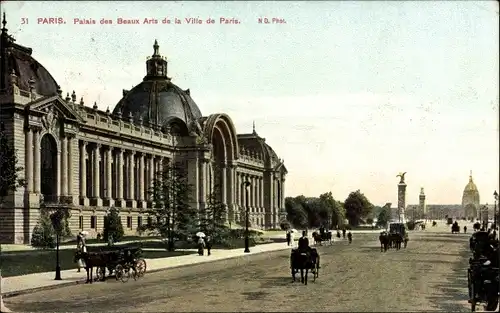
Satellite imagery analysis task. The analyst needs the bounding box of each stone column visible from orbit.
[67,136,73,196]
[92,144,101,201]
[33,130,41,194]
[259,176,266,216]
[61,136,68,196]
[25,128,33,192]
[138,153,145,203]
[106,147,113,200]
[148,155,154,201]
[253,176,257,212]
[226,162,234,223]
[128,151,135,202]
[221,163,227,204]
[116,148,124,202]
[80,141,87,198]
[398,182,407,223]
[199,158,207,212]
[269,173,275,227]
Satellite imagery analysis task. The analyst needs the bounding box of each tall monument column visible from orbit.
[419,187,426,220]
[397,172,407,223]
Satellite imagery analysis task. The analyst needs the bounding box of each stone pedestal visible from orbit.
[398,183,407,223]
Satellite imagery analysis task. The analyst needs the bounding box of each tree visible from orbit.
[0,124,26,204]
[103,207,124,243]
[142,162,195,251]
[30,209,56,249]
[200,184,227,240]
[285,197,308,228]
[376,207,391,228]
[344,190,374,226]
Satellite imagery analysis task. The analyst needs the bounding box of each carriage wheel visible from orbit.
[96,267,106,281]
[135,259,147,278]
[120,267,130,283]
[115,265,124,281]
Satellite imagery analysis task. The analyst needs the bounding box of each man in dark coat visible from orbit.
[205,236,213,256]
[298,231,310,253]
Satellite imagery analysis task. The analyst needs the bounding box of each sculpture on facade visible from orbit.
[396,172,407,184]
[41,106,56,130]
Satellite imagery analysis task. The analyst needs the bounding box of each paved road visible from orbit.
[5,231,476,312]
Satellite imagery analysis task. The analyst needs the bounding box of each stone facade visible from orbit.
[0,17,287,244]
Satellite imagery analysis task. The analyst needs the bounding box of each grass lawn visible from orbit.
[0,245,194,278]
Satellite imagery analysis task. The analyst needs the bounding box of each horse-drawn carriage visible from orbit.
[451,221,460,234]
[379,222,408,251]
[312,230,333,246]
[75,246,147,283]
[290,248,320,285]
[467,231,499,312]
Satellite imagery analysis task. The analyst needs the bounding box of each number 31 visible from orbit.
[21,18,28,24]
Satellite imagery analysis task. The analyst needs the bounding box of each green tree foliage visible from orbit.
[285,193,346,229]
[103,207,124,243]
[344,190,374,226]
[31,209,56,249]
[200,184,228,240]
[0,123,26,203]
[285,197,308,228]
[376,206,391,228]
[279,219,291,230]
[142,162,195,251]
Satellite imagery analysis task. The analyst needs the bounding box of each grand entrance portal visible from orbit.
[40,134,58,201]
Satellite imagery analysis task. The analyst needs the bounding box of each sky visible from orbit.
[1,1,499,206]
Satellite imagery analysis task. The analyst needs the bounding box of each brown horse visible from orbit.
[75,251,112,283]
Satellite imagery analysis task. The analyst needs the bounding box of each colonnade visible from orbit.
[24,128,74,198]
[236,171,266,228]
[79,140,169,208]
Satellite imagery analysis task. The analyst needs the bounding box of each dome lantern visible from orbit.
[144,39,169,81]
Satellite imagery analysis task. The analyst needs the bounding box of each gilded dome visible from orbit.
[463,174,479,193]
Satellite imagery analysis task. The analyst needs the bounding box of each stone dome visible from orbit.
[113,40,202,135]
[462,171,480,209]
[0,14,59,96]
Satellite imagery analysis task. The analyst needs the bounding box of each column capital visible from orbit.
[94,143,102,149]
[129,150,136,156]
[81,140,88,147]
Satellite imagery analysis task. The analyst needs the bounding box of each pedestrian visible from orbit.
[197,236,205,256]
[336,230,341,238]
[76,231,87,272]
[205,236,212,256]
[342,228,346,239]
[347,231,352,244]
[289,230,295,248]
[286,231,291,246]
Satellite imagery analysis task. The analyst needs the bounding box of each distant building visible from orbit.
[406,172,493,221]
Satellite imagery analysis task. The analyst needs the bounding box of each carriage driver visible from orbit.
[298,231,311,254]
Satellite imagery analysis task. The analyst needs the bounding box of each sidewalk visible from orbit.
[1,242,291,298]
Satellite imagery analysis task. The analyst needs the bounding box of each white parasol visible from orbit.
[80,230,89,236]
[290,229,298,233]
[196,232,206,238]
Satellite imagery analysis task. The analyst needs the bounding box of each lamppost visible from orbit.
[50,209,64,280]
[494,191,498,229]
[243,181,251,253]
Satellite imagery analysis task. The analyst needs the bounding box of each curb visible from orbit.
[3,245,290,299]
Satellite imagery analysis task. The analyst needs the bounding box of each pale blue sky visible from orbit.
[1,1,498,205]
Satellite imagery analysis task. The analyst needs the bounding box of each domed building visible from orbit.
[462,171,480,219]
[0,15,287,244]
